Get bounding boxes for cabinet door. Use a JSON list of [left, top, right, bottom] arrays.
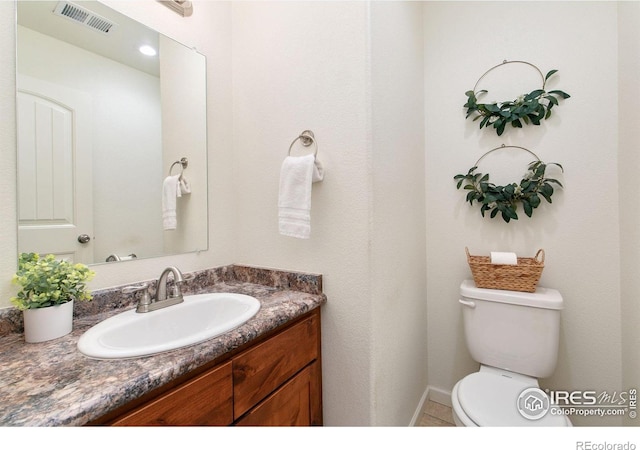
[[235, 365, 312, 426], [112, 361, 233, 426], [233, 314, 319, 419]]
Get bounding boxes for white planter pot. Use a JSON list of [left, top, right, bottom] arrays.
[[23, 300, 74, 343]]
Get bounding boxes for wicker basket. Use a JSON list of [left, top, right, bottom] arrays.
[[465, 247, 545, 293]]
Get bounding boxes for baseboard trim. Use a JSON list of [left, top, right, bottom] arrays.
[[427, 385, 452, 407], [409, 385, 452, 426], [409, 387, 430, 426]]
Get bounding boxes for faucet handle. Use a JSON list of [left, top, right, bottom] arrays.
[[182, 272, 195, 282], [122, 283, 149, 295], [122, 284, 153, 312]]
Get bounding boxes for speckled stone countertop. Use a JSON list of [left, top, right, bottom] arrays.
[[0, 265, 326, 426]]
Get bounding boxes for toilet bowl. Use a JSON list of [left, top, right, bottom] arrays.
[[451, 365, 572, 426], [453, 280, 572, 427]]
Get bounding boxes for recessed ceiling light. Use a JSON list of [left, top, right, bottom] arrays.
[[139, 45, 157, 56]]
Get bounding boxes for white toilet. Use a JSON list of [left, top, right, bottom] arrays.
[[451, 280, 572, 426]]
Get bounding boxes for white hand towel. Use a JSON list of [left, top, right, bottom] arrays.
[[278, 154, 324, 239], [162, 175, 181, 230]]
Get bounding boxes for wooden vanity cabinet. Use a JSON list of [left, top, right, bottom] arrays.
[[111, 361, 233, 426], [235, 365, 314, 426], [96, 309, 322, 426], [233, 308, 322, 425]]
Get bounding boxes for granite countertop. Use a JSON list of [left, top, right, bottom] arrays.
[[0, 265, 326, 426]]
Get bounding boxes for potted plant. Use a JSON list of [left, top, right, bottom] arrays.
[[11, 253, 95, 343]]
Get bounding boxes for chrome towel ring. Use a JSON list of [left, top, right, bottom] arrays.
[[288, 130, 318, 158], [169, 157, 188, 178]]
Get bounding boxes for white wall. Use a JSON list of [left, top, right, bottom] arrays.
[[618, 1, 640, 427], [370, 2, 427, 425], [424, 2, 624, 426], [231, 1, 427, 426], [231, 1, 373, 426]]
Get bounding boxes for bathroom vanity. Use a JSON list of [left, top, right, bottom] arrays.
[[0, 265, 325, 426], [92, 309, 322, 426]]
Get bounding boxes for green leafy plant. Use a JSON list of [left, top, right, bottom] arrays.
[[454, 160, 563, 223], [11, 253, 95, 310], [464, 70, 570, 136]]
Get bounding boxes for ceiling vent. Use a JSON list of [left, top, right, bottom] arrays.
[[53, 1, 117, 35]]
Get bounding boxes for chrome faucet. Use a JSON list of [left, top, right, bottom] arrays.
[[122, 266, 185, 313]]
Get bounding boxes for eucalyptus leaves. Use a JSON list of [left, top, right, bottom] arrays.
[[454, 160, 563, 223], [11, 253, 95, 310], [464, 70, 570, 136]]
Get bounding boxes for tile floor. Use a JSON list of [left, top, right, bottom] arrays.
[[417, 400, 455, 426]]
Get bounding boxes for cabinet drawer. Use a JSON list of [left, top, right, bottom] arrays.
[[112, 361, 233, 426], [233, 313, 319, 419], [236, 365, 312, 426]]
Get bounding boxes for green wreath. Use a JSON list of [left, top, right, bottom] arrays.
[[454, 152, 563, 223], [464, 62, 570, 136]]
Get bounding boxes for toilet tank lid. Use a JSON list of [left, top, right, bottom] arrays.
[[460, 280, 563, 310]]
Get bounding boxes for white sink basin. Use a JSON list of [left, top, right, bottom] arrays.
[[77, 293, 260, 359]]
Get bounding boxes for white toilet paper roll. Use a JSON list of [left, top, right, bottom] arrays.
[[490, 251, 518, 265]]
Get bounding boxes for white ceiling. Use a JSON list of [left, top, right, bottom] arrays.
[[17, 1, 160, 77]]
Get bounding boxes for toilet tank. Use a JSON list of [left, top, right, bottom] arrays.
[[459, 280, 563, 378]]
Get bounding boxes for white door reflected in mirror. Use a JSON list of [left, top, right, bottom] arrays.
[[16, 1, 208, 265]]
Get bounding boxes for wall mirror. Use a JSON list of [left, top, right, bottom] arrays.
[[16, 1, 208, 265]]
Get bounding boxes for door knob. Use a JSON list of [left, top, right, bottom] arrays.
[[77, 234, 91, 244]]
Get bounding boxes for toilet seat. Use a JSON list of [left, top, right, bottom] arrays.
[[454, 371, 570, 426]]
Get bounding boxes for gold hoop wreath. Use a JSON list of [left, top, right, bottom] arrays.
[[464, 60, 570, 136], [454, 145, 564, 223]]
